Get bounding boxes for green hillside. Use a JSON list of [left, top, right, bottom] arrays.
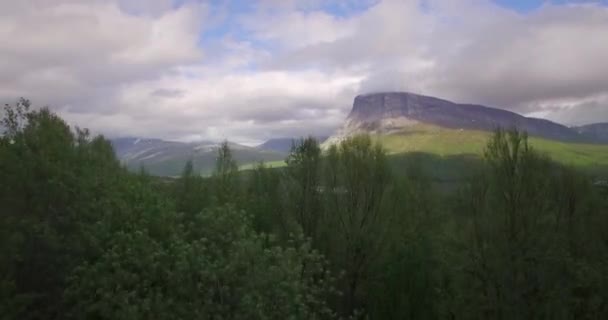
[[238, 160, 287, 171], [237, 126, 608, 180], [376, 124, 608, 175]]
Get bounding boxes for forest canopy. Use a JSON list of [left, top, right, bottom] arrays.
[[1, 99, 608, 319]]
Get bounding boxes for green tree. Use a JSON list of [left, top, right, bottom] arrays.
[[0, 99, 125, 318], [174, 159, 208, 217], [284, 137, 323, 240], [212, 140, 239, 205], [369, 163, 440, 320], [322, 135, 393, 316], [245, 162, 283, 235], [451, 129, 608, 319], [65, 206, 335, 320]]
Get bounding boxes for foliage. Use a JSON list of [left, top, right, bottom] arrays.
[[0, 99, 125, 318], [321, 135, 394, 316], [65, 206, 334, 320], [2, 99, 608, 319], [244, 162, 283, 235], [284, 137, 323, 240], [174, 159, 208, 217], [212, 140, 240, 205], [380, 123, 608, 174], [445, 129, 608, 319]]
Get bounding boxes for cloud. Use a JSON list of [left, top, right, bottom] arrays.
[[150, 88, 185, 98], [525, 93, 608, 126], [429, 2, 608, 116], [70, 69, 361, 142], [0, 0, 204, 109], [1, 0, 607, 143], [253, 0, 608, 125], [259, 0, 432, 72]]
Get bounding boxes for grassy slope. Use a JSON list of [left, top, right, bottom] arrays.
[[239, 125, 608, 178], [239, 160, 287, 171], [376, 124, 608, 176]]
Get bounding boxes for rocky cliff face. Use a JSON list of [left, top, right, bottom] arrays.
[[328, 92, 591, 144]]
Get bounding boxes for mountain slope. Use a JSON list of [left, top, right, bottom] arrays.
[[377, 124, 608, 172], [257, 136, 328, 153], [574, 123, 608, 144], [324, 92, 608, 176], [327, 92, 600, 145], [111, 138, 286, 176]]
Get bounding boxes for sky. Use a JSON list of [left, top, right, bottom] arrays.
[[1, 0, 607, 144]]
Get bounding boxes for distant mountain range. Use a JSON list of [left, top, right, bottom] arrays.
[[112, 92, 607, 177], [110, 138, 286, 177], [574, 123, 608, 144], [326, 92, 608, 145]]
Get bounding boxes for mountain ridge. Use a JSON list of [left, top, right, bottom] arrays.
[[257, 136, 329, 153], [574, 123, 608, 144], [110, 138, 286, 176], [326, 91, 606, 145]]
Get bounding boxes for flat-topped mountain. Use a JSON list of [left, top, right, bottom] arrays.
[[328, 92, 604, 144]]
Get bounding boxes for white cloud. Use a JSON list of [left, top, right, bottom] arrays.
[[429, 2, 608, 113], [243, 8, 356, 49], [0, 0, 204, 108], [1, 0, 607, 143], [256, 0, 608, 125], [69, 69, 362, 141]]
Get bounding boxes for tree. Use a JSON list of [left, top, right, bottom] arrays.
[[322, 135, 393, 316], [4, 97, 608, 319], [245, 162, 283, 235], [452, 128, 608, 319], [284, 137, 323, 240], [212, 141, 239, 205], [368, 163, 440, 320], [65, 206, 335, 320], [174, 159, 208, 217], [0, 99, 125, 319]]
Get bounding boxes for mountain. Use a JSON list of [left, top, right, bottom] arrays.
[[574, 123, 608, 144], [111, 92, 607, 177], [110, 137, 286, 177], [326, 91, 607, 145], [378, 123, 608, 175], [323, 92, 608, 176], [257, 136, 329, 153]]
